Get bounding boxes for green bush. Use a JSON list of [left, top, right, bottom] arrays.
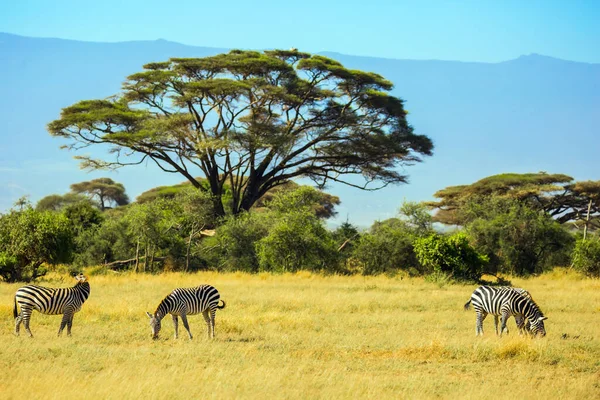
[[464, 197, 573, 275], [571, 238, 600, 277], [256, 210, 339, 273], [351, 219, 420, 275], [414, 232, 488, 282], [0, 205, 74, 281], [199, 212, 271, 272]]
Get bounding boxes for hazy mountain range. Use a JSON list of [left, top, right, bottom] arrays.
[[1, 32, 598, 227]]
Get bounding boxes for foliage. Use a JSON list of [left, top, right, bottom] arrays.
[[0, 205, 74, 282], [70, 178, 130, 210], [463, 197, 573, 275], [198, 212, 271, 272], [36, 193, 90, 211], [256, 210, 339, 273], [414, 232, 488, 281], [427, 172, 600, 227], [571, 237, 600, 277], [351, 218, 420, 275], [72, 214, 133, 267], [254, 181, 340, 219], [48, 50, 433, 217], [398, 200, 434, 236], [63, 201, 104, 232]]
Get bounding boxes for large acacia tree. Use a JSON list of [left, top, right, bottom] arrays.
[[48, 50, 433, 217]]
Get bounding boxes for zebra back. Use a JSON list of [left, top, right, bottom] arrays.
[[15, 275, 90, 315], [154, 285, 222, 319]]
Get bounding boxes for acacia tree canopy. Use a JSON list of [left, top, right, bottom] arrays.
[[70, 178, 129, 210], [48, 49, 433, 217], [427, 172, 600, 227]]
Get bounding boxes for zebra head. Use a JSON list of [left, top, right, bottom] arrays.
[[528, 316, 548, 337], [75, 273, 87, 284], [145, 312, 162, 340]]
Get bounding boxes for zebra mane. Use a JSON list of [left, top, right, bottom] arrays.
[[519, 293, 544, 317], [154, 295, 171, 318]]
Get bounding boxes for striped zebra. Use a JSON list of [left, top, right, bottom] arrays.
[[464, 286, 547, 337], [146, 285, 226, 340], [14, 274, 91, 337]]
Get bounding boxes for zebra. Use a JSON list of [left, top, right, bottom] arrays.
[[146, 285, 226, 340], [14, 273, 91, 337], [464, 286, 547, 337]]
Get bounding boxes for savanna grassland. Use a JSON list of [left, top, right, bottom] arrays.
[[0, 270, 599, 399]]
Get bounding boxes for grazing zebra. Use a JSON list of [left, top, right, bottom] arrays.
[[146, 285, 226, 340], [14, 274, 91, 337], [464, 286, 547, 337]]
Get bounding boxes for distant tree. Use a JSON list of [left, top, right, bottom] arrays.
[[70, 178, 129, 210], [36, 193, 90, 211], [427, 172, 600, 227], [48, 49, 433, 218], [398, 201, 433, 236]]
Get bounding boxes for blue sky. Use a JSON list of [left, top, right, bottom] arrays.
[[2, 0, 599, 63], [1, 1, 599, 227]]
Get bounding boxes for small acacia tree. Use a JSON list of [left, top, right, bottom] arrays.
[[48, 49, 433, 217], [70, 178, 129, 210]]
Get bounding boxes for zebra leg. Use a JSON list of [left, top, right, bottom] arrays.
[[58, 314, 70, 336], [499, 313, 509, 337], [172, 315, 179, 339], [23, 313, 34, 338], [494, 315, 499, 335], [202, 310, 211, 339], [476, 312, 487, 336], [66, 316, 74, 336], [210, 308, 217, 339], [181, 314, 193, 340], [14, 310, 26, 337]]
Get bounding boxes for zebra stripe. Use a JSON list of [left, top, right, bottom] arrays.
[[14, 274, 91, 337], [464, 286, 547, 337], [146, 285, 226, 340]]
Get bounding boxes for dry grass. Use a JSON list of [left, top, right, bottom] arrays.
[[0, 269, 599, 399]]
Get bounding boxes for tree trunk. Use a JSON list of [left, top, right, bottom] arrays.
[[211, 194, 226, 217], [149, 245, 155, 270], [143, 244, 148, 272], [186, 226, 195, 272], [134, 239, 140, 273], [583, 199, 593, 241]]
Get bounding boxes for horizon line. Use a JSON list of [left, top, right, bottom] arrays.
[[2, 31, 597, 66]]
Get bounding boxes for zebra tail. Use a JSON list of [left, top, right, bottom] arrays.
[[13, 296, 18, 319], [217, 300, 226, 309], [464, 299, 471, 311]]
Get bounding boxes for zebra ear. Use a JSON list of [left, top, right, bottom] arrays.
[[539, 316, 548, 321], [146, 312, 153, 319]]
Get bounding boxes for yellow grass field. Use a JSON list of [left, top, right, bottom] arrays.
[[0, 269, 599, 399]]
